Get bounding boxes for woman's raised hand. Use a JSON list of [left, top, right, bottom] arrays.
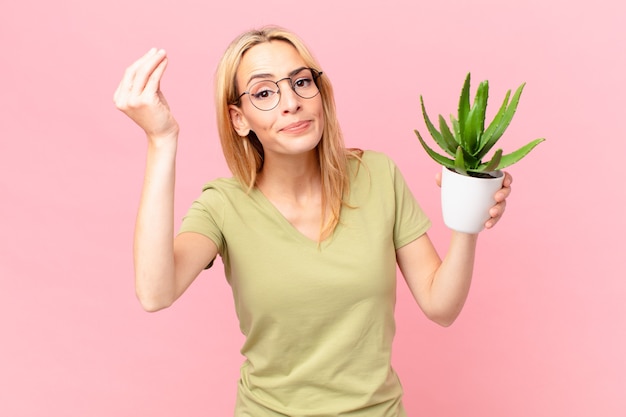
[[114, 48, 179, 141]]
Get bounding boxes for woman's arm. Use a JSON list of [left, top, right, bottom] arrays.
[[396, 173, 512, 326], [396, 232, 476, 327], [114, 49, 216, 312]]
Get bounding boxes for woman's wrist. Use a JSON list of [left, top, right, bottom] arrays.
[[450, 230, 479, 244], [146, 130, 179, 153]]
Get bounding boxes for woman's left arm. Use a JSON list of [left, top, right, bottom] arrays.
[[396, 172, 512, 327]]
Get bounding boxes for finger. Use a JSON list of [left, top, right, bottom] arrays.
[[122, 48, 158, 89], [130, 49, 167, 96], [502, 171, 513, 187], [144, 55, 168, 94], [489, 200, 506, 218], [494, 173, 513, 202], [495, 185, 512, 202], [485, 201, 507, 229], [435, 172, 442, 187], [114, 48, 158, 104]]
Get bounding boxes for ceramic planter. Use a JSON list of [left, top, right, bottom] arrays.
[[440, 166, 504, 234]]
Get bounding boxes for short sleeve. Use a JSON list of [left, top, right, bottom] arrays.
[[390, 159, 431, 249], [178, 184, 226, 255]]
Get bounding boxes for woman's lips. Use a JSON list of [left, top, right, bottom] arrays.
[[280, 120, 311, 133]]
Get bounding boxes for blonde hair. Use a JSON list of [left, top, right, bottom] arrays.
[[214, 26, 360, 240]]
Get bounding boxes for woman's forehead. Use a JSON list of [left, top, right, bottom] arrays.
[[237, 41, 306, 85]]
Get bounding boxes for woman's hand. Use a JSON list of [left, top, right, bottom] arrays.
[[485, 171, 512, 229], [434, 170, 513, 230], [113, 48, 179, 141]]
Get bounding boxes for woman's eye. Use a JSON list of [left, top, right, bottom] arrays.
[[252, 89, 274, 100], [294, 78, 312, 88]]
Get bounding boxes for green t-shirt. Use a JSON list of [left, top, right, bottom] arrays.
[[179, 151, 431, 416]]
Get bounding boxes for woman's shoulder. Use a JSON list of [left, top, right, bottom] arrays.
[[200, 176, 243, 193], [349, 149, 399, 173], [190, 177, 250, 208], [361, 150, 394, 163]]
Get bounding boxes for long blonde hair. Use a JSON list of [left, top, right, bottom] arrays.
[[214, 26, 360, 240]]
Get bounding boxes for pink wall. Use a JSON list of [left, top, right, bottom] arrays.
[[1, 0, 624, 416]]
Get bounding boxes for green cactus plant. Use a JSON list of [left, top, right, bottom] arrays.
[[414, 73, 545, 177]]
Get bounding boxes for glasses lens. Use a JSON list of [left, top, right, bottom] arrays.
[[249, 81, 280, 110], [292, 69, 320, 99]]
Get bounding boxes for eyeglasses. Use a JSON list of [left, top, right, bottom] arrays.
[[235, 67, 323, 111]]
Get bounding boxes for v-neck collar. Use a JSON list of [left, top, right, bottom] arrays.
[[250, 186, 339, 248]]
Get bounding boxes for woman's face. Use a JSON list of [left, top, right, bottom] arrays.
[[229, 41, 324, 162]]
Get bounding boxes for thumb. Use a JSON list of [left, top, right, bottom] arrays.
[[435, 171, 442, 187]]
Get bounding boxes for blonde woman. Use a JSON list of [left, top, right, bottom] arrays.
[[114, 26, 512, 417]]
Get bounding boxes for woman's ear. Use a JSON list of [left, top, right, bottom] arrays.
[[228, 105, 251, 137]]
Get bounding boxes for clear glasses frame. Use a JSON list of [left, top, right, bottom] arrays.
[[234, 68, 323, 111]]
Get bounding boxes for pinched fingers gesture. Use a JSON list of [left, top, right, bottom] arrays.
[[114, 48, 179, 140]]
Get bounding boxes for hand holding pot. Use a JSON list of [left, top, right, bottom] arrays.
[[435, 170, 513, 232]]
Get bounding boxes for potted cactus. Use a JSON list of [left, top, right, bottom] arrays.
[[414, 73, 544, 233]]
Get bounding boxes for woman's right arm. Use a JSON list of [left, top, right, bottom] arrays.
[[114, 48, 217, 312]]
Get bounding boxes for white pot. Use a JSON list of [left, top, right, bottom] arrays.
[[440, 166, 504, 234]]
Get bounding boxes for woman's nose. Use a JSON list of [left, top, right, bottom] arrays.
[[277, 80, 301, 113]]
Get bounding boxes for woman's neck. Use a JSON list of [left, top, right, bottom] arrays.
[[257, 150, 321, 202]]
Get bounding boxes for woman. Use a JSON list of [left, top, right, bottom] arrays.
[[114, 26, 511, 417]]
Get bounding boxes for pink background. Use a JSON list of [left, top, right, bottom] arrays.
[[2, 0, 625, 416]]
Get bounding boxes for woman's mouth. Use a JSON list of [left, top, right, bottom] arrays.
[[280, 120, 311, 134]]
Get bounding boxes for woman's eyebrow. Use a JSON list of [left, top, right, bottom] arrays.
[[288, 66, 308, 77], [246, 72, 273, 86], [245, 67, 308, 86]]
